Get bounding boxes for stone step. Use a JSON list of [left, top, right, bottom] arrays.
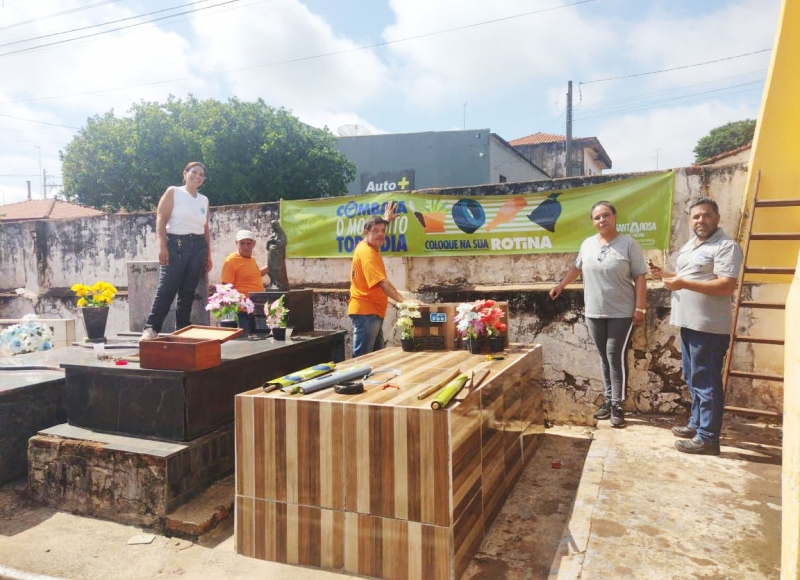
[[165, 475, 234, 540]]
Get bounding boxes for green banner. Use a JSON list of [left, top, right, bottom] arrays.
[[282, 172, 674, 258]]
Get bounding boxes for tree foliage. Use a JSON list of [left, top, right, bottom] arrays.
[[60, 96, 356, 211], [693, 119, 756, 163]]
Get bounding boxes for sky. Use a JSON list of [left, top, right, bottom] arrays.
[[0, 0, 782, 206]]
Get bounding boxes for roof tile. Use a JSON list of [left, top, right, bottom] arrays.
[[0, 199, 104, 222], [508, 132, 567, 146]]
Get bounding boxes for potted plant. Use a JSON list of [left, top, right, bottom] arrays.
[[394, 301, 421, 352], [70, 281, 118, 342], [206, 283, 255, 329], [264, 295, 290, 340], [0, 314, 55, 356], [454, 301, 486, 354], [479, 300, 507, 353]]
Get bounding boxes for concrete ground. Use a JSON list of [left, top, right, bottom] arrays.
[[0, 416, 781, 580]]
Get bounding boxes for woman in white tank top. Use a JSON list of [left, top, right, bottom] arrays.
[[141, 162, 211, 339]]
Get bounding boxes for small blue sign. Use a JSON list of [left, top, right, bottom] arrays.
[[429, 312, 447, 323]]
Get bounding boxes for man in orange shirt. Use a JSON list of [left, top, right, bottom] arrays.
[[221, 229, 267, 333], [348, 210, 407, 358]]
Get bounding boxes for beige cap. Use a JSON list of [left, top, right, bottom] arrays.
[[236, 229, 255, 241]]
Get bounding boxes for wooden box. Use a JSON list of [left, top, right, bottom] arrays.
[[235, 345, 544, 580], [139, 325, 243, 372], [413, 301, 510, 350]]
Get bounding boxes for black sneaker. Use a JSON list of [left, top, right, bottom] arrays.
[[610, 403, 625, 428], [593, 401, 611, 420]]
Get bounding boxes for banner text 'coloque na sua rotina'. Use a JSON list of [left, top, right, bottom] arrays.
[[281, 172, 674, 258]]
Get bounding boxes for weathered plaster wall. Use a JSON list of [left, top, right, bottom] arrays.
[[0, 164, 782, 422]]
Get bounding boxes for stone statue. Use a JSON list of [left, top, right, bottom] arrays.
[[266, 219, 289, 290]]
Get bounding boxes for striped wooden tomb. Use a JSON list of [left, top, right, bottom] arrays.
[[235, 344, 544, 580]]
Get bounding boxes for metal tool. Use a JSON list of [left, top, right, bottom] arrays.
[[363, 367, 401, 385]]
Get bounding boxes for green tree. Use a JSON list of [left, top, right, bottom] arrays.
[[60, 96, 356, 211], [693, 119, 756, 162]]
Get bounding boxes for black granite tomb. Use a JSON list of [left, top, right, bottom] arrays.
[[64, 330, 345, 441]]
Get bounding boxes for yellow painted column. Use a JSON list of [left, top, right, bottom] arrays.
[[740, 0, 800, 281]]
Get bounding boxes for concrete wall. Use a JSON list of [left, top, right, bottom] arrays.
[[0, 164, 783, 421], [513, 141, 566, 179], [584, 151, 605, 176], [513, 140, 607, 178], [488, 136, 549, 183]]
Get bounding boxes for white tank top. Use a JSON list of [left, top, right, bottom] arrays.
[[166, 185, 209, 235]]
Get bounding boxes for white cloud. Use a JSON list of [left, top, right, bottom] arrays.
[[190, 0, 390, 112], [384, 0, 617, 107], [597, 101, 758, 173]]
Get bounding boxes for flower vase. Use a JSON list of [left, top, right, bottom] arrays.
[[219, 312, 238, 328], [466, 337, 483, 354], [400, 337, 415, 352], [272, 327, 286, 340], [80, 307, 109, 343], [488, 335, 505, 353]]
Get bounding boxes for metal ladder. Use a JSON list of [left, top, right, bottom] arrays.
[[722, 170, 800, 416]]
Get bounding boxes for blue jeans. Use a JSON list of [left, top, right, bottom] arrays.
[[145, 234, 207, 333], [350, 314, 385, 358], [680, 327, 729, 444]]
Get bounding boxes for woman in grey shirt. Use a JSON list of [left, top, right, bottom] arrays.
[[550, 201, 648, 427]]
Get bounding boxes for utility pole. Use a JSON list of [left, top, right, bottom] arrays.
[[26, 180, 31, 201], [33, 145, 42, 197], [654, 148, 662, 170], [463, 102, 467, 130], [565, 81, 573, 178], [43, 169, 47, 198]]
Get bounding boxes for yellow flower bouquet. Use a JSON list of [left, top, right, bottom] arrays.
[[70, 281, 118, 307]]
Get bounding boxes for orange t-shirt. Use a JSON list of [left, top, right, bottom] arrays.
[[348, 240, 388, 317], [220, 252, 264, 297]]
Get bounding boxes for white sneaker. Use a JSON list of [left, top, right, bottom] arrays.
[[140, 328, 157, 341]]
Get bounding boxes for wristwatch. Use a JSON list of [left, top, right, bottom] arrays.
[[635, 308, 646, 314]]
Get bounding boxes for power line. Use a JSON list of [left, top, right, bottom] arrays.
[[0, 0, 597, 105], [580, 49, 771, 85], [0, 138, 70, 144], [0, 0, 124, 32], [575, 79, 764, 119], [577, 69, 766, 111], [574, 84, 761, 123], [0, 0, 219, 48], [0, 112, 79, 129], [0, 0, 244, 58]]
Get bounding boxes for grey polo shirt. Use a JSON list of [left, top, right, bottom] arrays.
[[670, 228, 743, 335], [576, 234, 648, 318]]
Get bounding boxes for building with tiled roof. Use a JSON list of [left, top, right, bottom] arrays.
[[0, 198, 104, 223], [694, 142, 752, 166], [509, 132, 612, 178]]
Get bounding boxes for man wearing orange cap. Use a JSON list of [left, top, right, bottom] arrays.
[[221, 229, 267, 333]]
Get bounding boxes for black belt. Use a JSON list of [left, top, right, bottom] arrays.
[[167, 233, 204, 238]]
